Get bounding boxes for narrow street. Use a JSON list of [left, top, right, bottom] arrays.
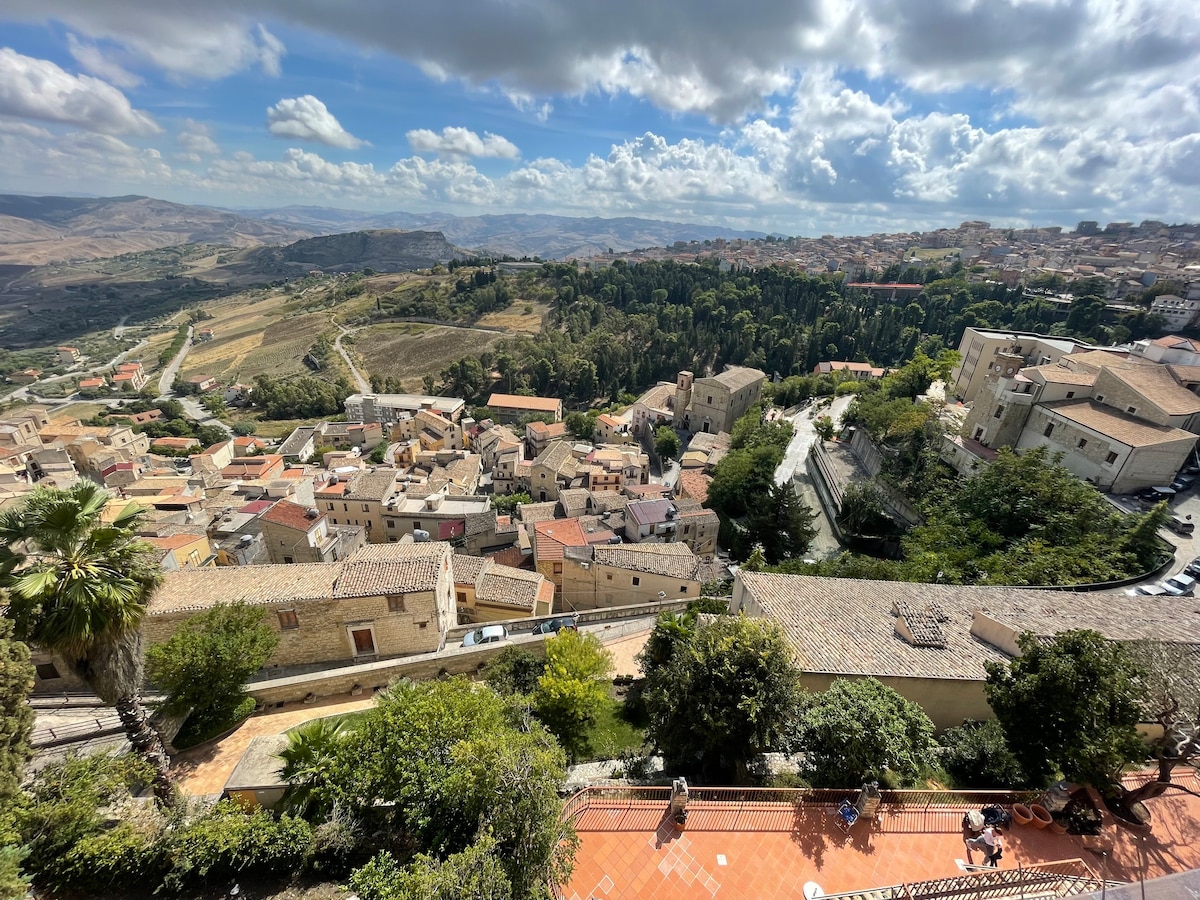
[[774, 393, 854, 486], [156, 325, 193, 396]]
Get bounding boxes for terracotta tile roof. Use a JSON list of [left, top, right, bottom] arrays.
[[1152, 334, 1200, 350], [533, 441, 576, 476], [1023, 365, 1096, 386], [261, 500, 321, 531], [738, 571, 1200, 681], [1167, 364, 1200, 383], [487, 393, 561, 413], [151, 564, 335, 615], [1099, 365, 1200, 416], [533, 518, 589, 560], [332, 542, 448, 597], [344, 469, 400, 501], [452, 554, 489, 583], [627, 498, 676, 526], [477, 564, 545, 609], [1061, 349, 1147, 372], [677, 470, 712, 503], [707, 365, 765, 391], [1042, 399, 1196, 448], [635, 382, 675, 413], [592, 543, 699, 579], [519, 501, 559, 523]]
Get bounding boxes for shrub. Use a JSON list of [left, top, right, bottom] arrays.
[[941, 719, 1027, 789], [483, 646, 546, 697], [60, 823, 166, 891], [161, 801, 314, 891]]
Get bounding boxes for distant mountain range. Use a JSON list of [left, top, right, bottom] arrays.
[[234, 206, 769, 259], [0, 194, 316, 265], [0, 193, 769, 266], [228, 230, 472, 276]]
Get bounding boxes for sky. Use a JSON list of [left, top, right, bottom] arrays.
[[0, 0, 1198, 236]]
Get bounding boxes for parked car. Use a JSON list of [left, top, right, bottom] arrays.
[[1184, 556, 1200, 577], [1166, 516, 1195, 536], [1138, 486, 1177, 503], [1128, 584, 1169, 597], [462, 625, 509, 647], [1161, 574, 1197, 596], [532, 615, 579, 635]]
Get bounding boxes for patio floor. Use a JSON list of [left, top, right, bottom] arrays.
[[561, 782, 1200, 900]]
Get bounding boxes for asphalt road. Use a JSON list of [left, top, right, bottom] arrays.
[[156, 325, 193, 396], [774, 393, 854, 486]]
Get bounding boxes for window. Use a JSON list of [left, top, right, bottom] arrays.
[[1077, 438, 1088, 449], [277, 610, 299, 630], [973, 427, 985, 440], [707, 395, 713, 403], [1043, 423, 1054, 437], [349, 626, 376, 656], [35, 662, 60, 680], [606, 573, 613, 581], [362, 503, 370, 512], [387, 595, 405, 612], [1126, 406, 1137, 415], [1105, 451, 1118, 464], [1096, 394, 1104, 402], [455, 591, 467, 603], [1066, 391, 1075, 399], [343, 503, 348, 511], [327, 502, 335, 511], [188, 549, 201, 566], [993, 405, 1004, 419], [387, 519, 395, 529], [680, 585, 688, 592], [283, 555, 294, 564], [413, 521, 421, 530], [632, 576, 641, 586]]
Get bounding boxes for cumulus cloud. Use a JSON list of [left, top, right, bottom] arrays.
[[407, 126, 519, 159], [266, 95, 366, 149], [0, 48, 159, 135]]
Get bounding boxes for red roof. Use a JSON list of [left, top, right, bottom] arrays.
[[533, 518, 588, 560], [261, 500, 321, 531]]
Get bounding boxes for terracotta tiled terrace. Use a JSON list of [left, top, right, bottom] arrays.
[[560, 776, 1200, 900]]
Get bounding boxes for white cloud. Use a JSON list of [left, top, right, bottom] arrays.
[[266, 95, 366, 149], [175, 118, 218, 162], [0, 48, 159, 135], [67, 34, 141, 88], [407, 126, 519, 159]]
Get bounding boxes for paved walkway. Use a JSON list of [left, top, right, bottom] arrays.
[[604, 629, 651, 680], [172, 693, 376, 796]]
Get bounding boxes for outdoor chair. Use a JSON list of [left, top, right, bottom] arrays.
[[835, 781, 881, 835]]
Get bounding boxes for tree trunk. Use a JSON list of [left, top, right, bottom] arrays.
[[114, 693, 175, 803]]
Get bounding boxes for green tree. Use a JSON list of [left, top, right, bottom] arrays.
[[277, 717, 351, 819], [985, 630, 1146, 789], [653, 426, 680, 461], [200, 394, 227, 417], [534, 630, 613, 761], [491, 492, 531, 516], [0, 484, 172, 799], [940, 719, 1026, 789], [813, 415, 835, 441], [837, 482, 896, 536], [231, 419, 257, 436], [744, 482, 817, 564], [146, 601, 278, 739], [483, 646, 547, 696], [798, 677, 937, 787], [708, 445, 781, 519], [0, 618, 33, 900], [565, 411, 597, 442], [350, 834, 512, 900], [643, 614, 803, 783]]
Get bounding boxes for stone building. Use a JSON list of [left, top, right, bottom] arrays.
[[631, 366, 766, 437], [559, 542, 701, 611], [451, 553, 554, 623], [260, 499, 366, 564]]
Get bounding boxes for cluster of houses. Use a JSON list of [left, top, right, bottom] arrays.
[[19, 363, 774, 694]]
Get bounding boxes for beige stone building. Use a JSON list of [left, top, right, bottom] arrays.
[[486, 393, 563, 424], [451, 553, 554, 623], [732, 570, 1200, 730], [958, 354, 1200, 492], [261, 499, 366, 564], [949, 327, 1097, 403], [631, 366, 766, 437], [528, 441, 578, 502], [316, 469, 401, 543], [559, 542, 701, 611]]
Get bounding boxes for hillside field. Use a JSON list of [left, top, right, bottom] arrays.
[[354, 322, 506, 390]]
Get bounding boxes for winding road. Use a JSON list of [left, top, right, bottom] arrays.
[[156, 325, 193, 396], [333, 320, 371, 394]]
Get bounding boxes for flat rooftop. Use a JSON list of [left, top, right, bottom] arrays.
[[561, 775, 1200, 900]]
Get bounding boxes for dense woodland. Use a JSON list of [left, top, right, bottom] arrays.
[[410, 260, 1173, 406]]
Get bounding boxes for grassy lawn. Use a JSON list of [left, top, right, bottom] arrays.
[[579, 696, 646, 763], [285, 708, 372, 735]]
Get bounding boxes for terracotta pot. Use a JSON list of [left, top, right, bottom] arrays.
[[1012, 804, 1034, 826], [1030, 804, 1053, 829], [1050, 820, 1069, 834]]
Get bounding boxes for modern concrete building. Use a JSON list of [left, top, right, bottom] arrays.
[[344, 392, 465, 425]]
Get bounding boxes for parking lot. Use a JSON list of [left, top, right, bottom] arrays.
[[1108, 484, 1200, 592]]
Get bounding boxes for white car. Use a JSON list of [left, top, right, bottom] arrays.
[[1160, 574, 1197, 596], [1127, 584, 1169, 597], [462, 624, 509, 647]]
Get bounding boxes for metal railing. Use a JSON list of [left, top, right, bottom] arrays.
[[819, 858, 1117, 900]]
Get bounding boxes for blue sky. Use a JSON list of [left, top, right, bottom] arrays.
[[0, 1, 1197, 234]]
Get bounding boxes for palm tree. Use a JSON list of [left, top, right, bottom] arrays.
[[276, 716, 349, 819], [0, 482, 172, 799]]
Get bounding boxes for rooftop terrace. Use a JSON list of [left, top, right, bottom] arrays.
[[558, 777, 1200, 900]]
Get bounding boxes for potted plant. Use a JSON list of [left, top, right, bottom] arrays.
[[674, 808, 689, 830]]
